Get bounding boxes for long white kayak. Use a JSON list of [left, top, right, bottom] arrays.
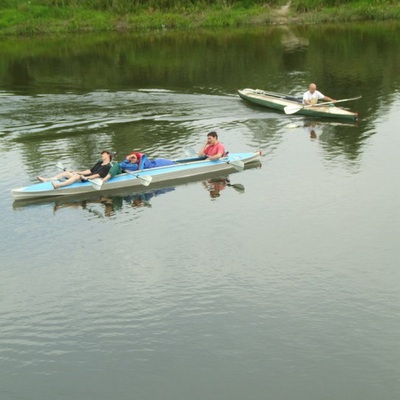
[[12, 152, 261, 201], [238, 88, 359, 121]]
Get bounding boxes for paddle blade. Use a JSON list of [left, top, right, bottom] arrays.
[[89, 178, 103, 190], [184, 146, 197, 157], [138, 175, 152, 186], [228, 183, 245, 192], [284, 105, 302, 115], [56, 161, 66, 171], [228, 160, 245, 172]]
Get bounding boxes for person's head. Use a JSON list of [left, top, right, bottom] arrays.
[[309, 83, 317, 93], [206, 131, 218, 145], [101, 150, 112, 161], [127, 152, 139, 163]]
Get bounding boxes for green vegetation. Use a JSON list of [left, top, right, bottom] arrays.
[[0, 0, 399, 36], [291, 0, 400, 22]]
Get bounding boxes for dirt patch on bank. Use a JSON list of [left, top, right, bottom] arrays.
[[251, 1, 300, 26], [271, 1, 294, 25]]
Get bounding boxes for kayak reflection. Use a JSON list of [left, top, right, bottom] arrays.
[[51, 177, 245, 215], [52, 187, 176, 217]]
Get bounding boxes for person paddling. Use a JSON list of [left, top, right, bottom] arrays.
[[303, 83, 336, 105]]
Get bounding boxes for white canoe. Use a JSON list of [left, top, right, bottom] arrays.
[[238, 88, 359, 121]]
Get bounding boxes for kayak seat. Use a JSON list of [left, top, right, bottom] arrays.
[[285, 96, 302, 103]]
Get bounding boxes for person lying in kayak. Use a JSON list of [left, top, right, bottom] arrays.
[[119, 152, 176, 172], [100, 152, 174, 184], [37, 150, 112, 189], [198, 131, 225, 160]]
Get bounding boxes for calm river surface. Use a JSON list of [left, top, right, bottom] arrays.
[[1, 22, 399, 400]]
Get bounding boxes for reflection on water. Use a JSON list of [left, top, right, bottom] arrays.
[[51, 178, 247, 215], [203, 177, 245, 199], [0, 87, 389, 183], [0, 22, 399, 173], [1, 24, 400, 400], [52, 187, 176, 217]]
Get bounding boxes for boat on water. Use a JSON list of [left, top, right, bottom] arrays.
[[238, 88, 359, 121], [11, 152, 261, 201]]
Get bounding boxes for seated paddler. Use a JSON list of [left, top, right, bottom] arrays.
[[198, 131, 226, 160], [120, 152, 176, 172]]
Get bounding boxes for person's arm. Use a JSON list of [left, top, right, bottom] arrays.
[[82, 164, 110, 180], [303, 92, 311, 105], [198, 141, 208, 156], [74, 168, 94, 181], [207, 153, 223, 160], [317, 91, 335, 104], [77, 168, 91, 175], [322, 95, 336, 102], [102, 173, 112, 184], [120, 159, 138, 172], [78, 161, 100, 176], [80, 171, 101, 181]]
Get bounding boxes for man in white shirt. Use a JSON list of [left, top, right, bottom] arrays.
[[303, 83, 336, 105]]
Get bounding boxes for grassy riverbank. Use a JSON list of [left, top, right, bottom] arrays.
[[0, 0, 399, 36]]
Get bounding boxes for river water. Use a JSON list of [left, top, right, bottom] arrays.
[[0, 22, 399, 400]]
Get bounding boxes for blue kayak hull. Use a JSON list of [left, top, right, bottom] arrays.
[[11, 152, 261, 200]]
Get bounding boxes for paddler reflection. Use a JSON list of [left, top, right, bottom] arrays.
[[304, 121, 319, 140], [53, 196, 123, 217], [124, 187, 175, 208], [203, 177, 245, 199]]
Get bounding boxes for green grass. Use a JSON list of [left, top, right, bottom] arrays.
[[0, 0, 399, 36], [292, 1, 400, 23]]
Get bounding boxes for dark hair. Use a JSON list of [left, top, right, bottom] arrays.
[[207, 131, 218, 139], [101, 150, 113, 161]]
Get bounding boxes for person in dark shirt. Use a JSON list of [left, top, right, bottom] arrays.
[[37, 150, 112, 189]]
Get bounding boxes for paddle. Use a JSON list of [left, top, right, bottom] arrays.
[[208, 178, 245, 194], [84, 169, 152, 188], [227, 182, 245, 192], [88, 178, 104, 190], [79, 170, 152, 189], [184, 146, 198, 157], [284, 96, 362, 115], [184, 146, 245, 172], [227, 159, 245, 172], [56, 161, 68, 171], [124, 170, 153, 186]]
